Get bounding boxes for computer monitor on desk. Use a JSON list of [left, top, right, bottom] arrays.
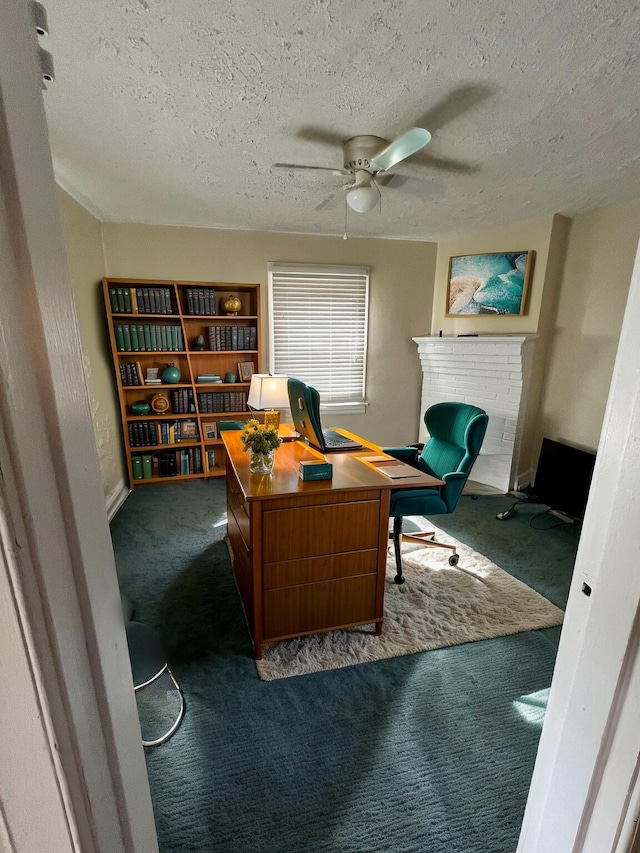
[[287, 377, 362, 452]]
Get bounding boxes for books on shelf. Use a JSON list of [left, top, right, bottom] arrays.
[[119, 361, 143, 386], [208, 325, 256, 351], [105, 277, 261, 489], [169, 389, 196, 413], [114, 323, 184, 352], [185, 287, 216, 315], [109, 286, 174, 314], [127, 418, 200, 447], [196, 391, 247, 413]]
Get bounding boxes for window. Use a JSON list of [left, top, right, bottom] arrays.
[[268, 263, 369, 413]]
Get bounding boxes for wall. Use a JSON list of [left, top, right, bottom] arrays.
[[57, 189, 127, 510], [538, 198, 640, 451], [429, 214, 569, 481], [430, 214, 560, 337], [101, 224, 437, 446]]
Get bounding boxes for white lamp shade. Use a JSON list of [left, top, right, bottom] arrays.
[[346, 184, 378, 213], [247, 374, 290, 410]]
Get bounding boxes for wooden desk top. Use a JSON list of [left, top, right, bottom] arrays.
[[222, 428, 443, 502]]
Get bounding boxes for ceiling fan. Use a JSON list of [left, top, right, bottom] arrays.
[[275, 129, 433, 214], [273, 86, 492, 214]]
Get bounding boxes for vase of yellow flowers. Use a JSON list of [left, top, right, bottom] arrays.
[[240, 418, 282, 474]]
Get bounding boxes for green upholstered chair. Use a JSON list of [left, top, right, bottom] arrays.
[[383, 402, 488, 584]]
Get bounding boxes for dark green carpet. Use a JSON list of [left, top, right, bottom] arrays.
[[111, 482, 580, 853]]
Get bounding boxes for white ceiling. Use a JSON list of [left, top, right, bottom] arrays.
[[42, 0, 640, 241]]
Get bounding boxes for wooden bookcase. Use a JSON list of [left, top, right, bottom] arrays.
[[103, 278, 261, 488]]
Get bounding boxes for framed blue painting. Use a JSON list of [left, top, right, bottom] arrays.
[[446, 251, 534, 316]]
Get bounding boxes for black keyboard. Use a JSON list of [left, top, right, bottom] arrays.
[[322, 429, 363, 450]]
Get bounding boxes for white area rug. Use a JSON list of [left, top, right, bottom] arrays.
[[255, 524, 564, 681]]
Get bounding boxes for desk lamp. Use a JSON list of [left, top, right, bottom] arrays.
[[247, 374, 290, 430]]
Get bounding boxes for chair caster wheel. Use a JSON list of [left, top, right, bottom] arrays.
[[394, 575, 405, 585], [449, 554, 459, 566]]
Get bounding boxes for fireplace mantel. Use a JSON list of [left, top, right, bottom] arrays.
[[414, 335, 538, 491]]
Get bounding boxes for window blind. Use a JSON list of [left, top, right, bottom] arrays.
[[268, 263, 369, 407]]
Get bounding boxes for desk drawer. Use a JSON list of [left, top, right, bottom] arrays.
[[228, 489, 250, 552], [264, 574, 377, 639], [264, 550, 378, 589], [263, 500, 380, 563]]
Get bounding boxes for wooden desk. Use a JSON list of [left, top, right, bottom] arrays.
[[222, 429, 442, 659]]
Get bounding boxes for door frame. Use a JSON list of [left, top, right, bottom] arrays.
[[0, 2, 157, 850], [518, 239, 640, 851]]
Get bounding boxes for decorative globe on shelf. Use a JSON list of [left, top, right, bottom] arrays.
[[162, 363, 181, 384], [222, 294, 242, 315]]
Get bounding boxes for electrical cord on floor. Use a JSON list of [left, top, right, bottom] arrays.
[[496, 501, 521, 520], [528, 508, 573, 530]]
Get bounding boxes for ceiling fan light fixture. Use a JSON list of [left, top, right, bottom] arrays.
[[346, 184, 379, 213]]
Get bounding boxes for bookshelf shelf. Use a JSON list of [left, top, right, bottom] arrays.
[[103, 278, 261, 488]]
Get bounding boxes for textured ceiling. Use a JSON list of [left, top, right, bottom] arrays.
[[42, 0, 640, 241]]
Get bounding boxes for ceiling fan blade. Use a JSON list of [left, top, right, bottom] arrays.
[[383, 176, 446, 200], [409, 152, 479, 174], [376, 173, 410, 188], [371, 128, 431, 172], [314, 189, 348, 212], [295, 126, 346, 147], [413, 83, 495, 134], [274, 162, 341, 173]]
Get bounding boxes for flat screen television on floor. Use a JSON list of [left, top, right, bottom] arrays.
[[533, 438, 597, 521]]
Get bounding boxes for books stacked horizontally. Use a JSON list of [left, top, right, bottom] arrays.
[[196, 374, 222, 383]]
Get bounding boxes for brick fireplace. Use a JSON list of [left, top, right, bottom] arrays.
[[414, 335, 538, 492]]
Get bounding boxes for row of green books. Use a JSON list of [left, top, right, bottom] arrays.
[[109, 286, 174, 315], [132, 447, 204, 479], [115, 323, 185, 352]]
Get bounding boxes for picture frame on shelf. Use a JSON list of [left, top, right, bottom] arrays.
[[237, 361, 255, 382], [446, 250, 534, 316], [179, 419, 199, 439], [203, 422, 217, 440]]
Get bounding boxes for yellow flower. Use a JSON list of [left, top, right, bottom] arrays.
[[240, 420, 282, 454]]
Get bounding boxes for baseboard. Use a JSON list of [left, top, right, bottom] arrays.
[[106, 479, 130, 522], [515, 469, 535, 491]]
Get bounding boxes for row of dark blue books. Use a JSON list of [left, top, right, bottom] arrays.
[[197, 391, 247, 413], [184, 288, 216, 315], [208, 325, 256, 351], [119, 361, 143, 386]]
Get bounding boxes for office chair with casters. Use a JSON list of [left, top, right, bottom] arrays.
[[383, 402, 488, 584]]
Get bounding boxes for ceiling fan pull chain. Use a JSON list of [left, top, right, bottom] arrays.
[[343, 199, 349, 240], [375, 179, 382, 215]]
